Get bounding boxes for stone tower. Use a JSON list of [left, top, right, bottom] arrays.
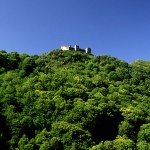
[[74, 45, 79, 51], [85, 47, 91, 54]]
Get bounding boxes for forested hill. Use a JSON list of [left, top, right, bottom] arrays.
[[0, 49, 150, 149]]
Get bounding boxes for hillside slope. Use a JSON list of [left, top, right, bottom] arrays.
[[0, 49, 150, 149]]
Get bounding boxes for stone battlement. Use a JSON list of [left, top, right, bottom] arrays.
[[61, 45, 91, 54]]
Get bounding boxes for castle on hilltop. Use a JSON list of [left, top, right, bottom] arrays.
[[60, 45, 91, 54]]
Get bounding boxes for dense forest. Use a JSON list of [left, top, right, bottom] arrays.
[[0, 49, 150, 149]]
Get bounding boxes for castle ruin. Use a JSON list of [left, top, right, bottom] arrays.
[[60, 45, 91, 54]]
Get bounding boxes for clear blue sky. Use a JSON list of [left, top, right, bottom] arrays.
[[0, 0, 150, 63]]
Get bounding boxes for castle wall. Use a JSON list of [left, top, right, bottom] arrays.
[[61, 46, 73, 50]]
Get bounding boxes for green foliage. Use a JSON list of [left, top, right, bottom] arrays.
[[0, 49, 150, 149]]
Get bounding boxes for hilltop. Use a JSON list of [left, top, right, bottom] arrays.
[[0, 49, 150, 149]]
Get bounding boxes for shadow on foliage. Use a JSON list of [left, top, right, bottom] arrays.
[[0, 114, 11, 149], [88, 111, 122, 144]]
